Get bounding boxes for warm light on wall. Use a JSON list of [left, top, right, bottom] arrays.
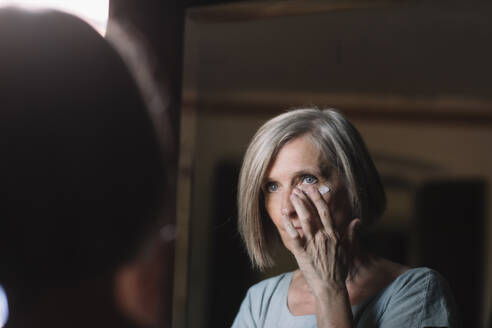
[[0, 285, 7, 328], [0, 0, 109, 35]]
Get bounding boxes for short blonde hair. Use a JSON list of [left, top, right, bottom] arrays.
[[238, 108, 386, 270]]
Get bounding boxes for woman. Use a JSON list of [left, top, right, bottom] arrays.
[[232, 108, 459, 327]]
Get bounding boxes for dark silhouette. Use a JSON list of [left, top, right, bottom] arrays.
[[0, 8, 165, 328]]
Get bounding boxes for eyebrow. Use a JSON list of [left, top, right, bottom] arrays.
[[293, 168, 322, 177]]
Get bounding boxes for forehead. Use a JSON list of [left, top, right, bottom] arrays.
[[266, 135, 321, 178]]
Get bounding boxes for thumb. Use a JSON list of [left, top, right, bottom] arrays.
[[347, 218, 361, 245]]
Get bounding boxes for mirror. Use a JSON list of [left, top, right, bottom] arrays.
[[175, 2, 492, 327]]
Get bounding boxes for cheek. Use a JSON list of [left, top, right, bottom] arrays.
[[328, 187, 353, 229], [263, 195, 272, 218], [264, 198, 277, 224], [263, 194, 284, 229]]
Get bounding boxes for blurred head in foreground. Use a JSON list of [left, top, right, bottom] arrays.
[[0, 8, 165, 327]]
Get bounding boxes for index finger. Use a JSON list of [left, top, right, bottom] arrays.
[[290, 190, 315, 240]]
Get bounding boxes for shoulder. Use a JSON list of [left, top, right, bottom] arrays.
[[244, 271, 292, 318], [391, 267, 444, 292], [247, 271, 292, 299], [388, 267, 453, 302], [232, 272, 293, 328], [379, 267, 460, 327]]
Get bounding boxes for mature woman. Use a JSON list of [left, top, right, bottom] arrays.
[[232, 108, 459, 328]]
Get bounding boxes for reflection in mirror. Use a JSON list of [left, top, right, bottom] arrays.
[[175, 2, 492, 328]]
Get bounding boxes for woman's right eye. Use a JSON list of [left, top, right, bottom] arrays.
[[265, 182, 279, 193]]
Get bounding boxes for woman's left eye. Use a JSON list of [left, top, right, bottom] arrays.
[[301, 175, 318, 185]]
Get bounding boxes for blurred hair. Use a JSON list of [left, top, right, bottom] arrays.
[[238, 108, 385, 270], [0, 9, 165, 288]]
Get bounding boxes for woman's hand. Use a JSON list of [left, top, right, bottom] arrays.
[[282, 184, 359, 327]]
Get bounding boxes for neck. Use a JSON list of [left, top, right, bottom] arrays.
[[345, 256, 409, 305], [5, 275, 136, 328]]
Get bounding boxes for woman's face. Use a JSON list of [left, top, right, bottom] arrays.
[[263, 135, 352, 252]]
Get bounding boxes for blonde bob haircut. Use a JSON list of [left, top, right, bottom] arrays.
[[238, 108, 386, 270]]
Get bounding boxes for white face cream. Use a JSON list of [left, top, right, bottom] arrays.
[[318, 185, 330, 195]]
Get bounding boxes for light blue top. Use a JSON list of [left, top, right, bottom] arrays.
[[232, 267, 459, 328]]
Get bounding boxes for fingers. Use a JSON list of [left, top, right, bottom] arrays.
[[281, 214, 303, 249], [290, 188, 315, 240], [303, 185, 337, 239]]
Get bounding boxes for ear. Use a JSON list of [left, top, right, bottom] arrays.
[[347, 218, 361, 244]]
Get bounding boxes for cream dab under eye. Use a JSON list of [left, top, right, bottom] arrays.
[[318, 185, 330, 195]]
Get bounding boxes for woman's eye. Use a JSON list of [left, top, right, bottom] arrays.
[[301, 175, 318, 185], [265, 182, 279, 193]]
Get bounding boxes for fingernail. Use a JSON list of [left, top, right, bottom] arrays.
[[283, 216, 298, 238], [287, 226, 297, 238]]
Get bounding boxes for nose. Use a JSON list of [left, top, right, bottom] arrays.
[[281, 188, 296, 218]]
